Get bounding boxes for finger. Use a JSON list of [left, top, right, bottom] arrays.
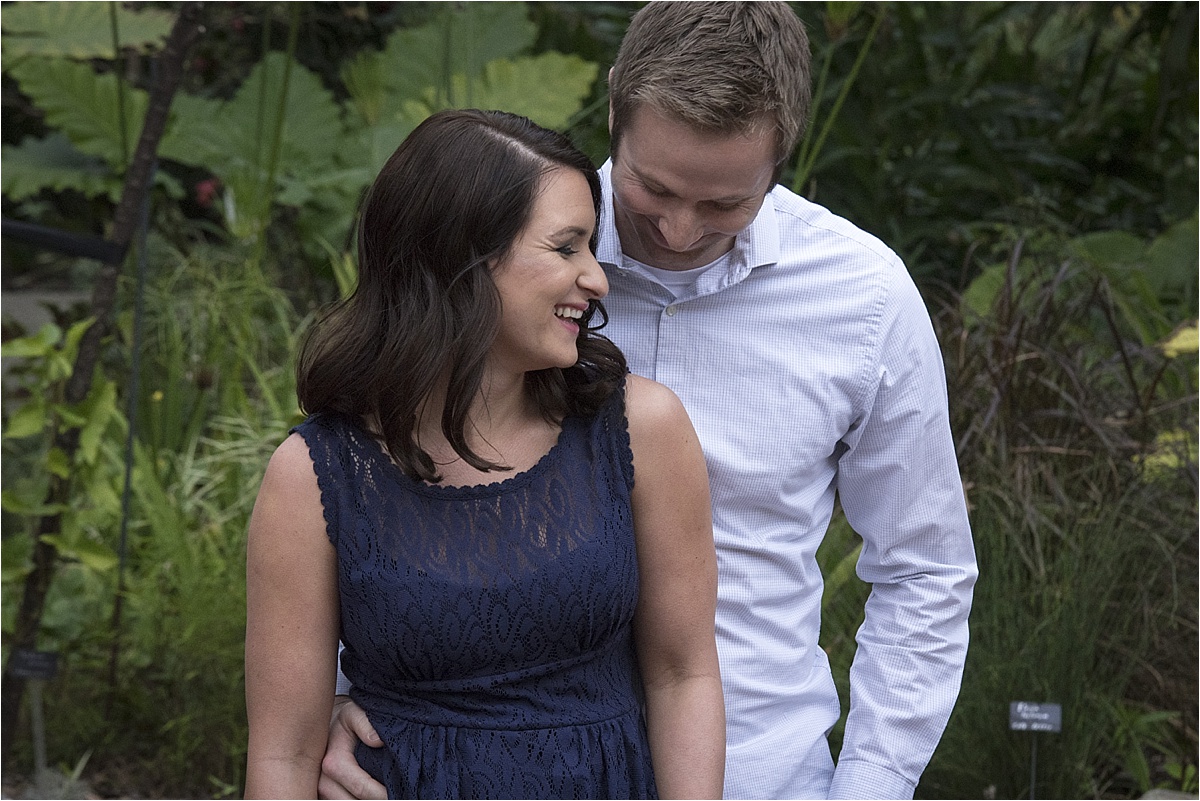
[[316, 767, 386, 801], [338, 702, 383, 747], [317, 774, 353, 800], [318, 760, 388, 800], [320, 699, 387, 798]]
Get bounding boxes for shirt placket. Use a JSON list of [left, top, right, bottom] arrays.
[[653, 298, 693, 393]]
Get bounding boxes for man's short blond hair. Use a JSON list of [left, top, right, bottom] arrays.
[[608, 1, 812, 178]]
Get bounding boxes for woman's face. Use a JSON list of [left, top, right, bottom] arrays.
[[488, 167, 608, 376]]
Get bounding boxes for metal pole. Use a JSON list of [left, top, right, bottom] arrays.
[[28, 680, 46, 779], [1029, 732, 1038, 800]]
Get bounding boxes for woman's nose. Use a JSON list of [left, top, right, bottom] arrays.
[[579, 251, 609, 299]]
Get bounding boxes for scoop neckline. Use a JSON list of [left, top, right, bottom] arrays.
[[357, 417, 574, 499]]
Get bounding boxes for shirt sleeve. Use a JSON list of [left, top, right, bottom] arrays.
[[335, 642, 352, 695], [829, 260, 978, 799]]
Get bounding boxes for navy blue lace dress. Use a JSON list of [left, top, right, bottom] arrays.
[[292, 386, 657, 799]]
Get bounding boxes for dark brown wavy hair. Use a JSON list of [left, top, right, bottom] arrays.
[[296, 109, 627, 482]]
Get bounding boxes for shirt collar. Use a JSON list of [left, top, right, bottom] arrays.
[[597, 159, 782, 285]]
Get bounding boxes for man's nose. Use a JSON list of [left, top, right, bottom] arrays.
[[657, 208, 703, 251]]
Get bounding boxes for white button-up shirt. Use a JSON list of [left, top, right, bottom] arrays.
[[597, 162, 978, 800]]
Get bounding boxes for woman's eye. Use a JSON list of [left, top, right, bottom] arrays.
[[556, 244, 579, 257]]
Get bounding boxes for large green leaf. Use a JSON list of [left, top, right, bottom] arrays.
[[161, 53, 344, 177], [40, 534, 119, 572], [0, 1, 173, 60], [341, 48, 389, 127], [6, 56, 148, 167], [343, 3, 537, 127], [159, 53, 346, 238], [0, 535, 33, 583], [432, 52, 600, 131], [1145, 213, 1199, 317], [384, 3, 535, 105], [215, 53, 345, 170], [0, 133, 118, 201], [343, 121, 421, 180], [1070, 230, 1147, 267], [156, 92, 223, 167], [0, 322, 63, 358], [960, 261, 1007, 321], [73, 377, 121, 467], [4, 398, 47, 440], [1070, 229, 1170, 344]]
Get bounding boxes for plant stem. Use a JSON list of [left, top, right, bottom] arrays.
[[0, 3, 206, 770], [792, 7, 885, 195]]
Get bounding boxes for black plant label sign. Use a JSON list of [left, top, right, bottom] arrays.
[[1009, 701, 1062, 733], [8, 649, 58, 681]]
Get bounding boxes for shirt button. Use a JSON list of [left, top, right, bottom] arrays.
[[665, 305, 678, 317]]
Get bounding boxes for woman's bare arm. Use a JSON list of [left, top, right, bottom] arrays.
[[625, 375, 725, 799], [245, 433, 341, 798]]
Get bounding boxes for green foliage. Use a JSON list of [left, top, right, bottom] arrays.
[[1, 320, 126, 580], [341, 2, 537, 127], [1144, 214, 1200, 321], [3, 1, 601, 273], [792, 3, 884, 193], [920, 473, 1189, 799], [6, 56, 148, 168], [0, 1, 173, 59], [909, 224, 1199, 797], [0, 133, 117, 201], [432, 52, 599, 131], [1, 4, 170, 206], [1107, 702, 1193, 795], [788, 2, 1199, 287], [160, 51, 347, 241], [2, 245, 303, 796], [2, 2, 1195, 797]]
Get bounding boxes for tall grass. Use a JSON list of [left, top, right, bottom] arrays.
[[924, 234, 1196, 798], [921, 465, 1191, 798], [819, 229, 1197, 799], [4, 243, 307, 797]]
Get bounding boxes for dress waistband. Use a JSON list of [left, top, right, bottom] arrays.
[[347, 631, 644, 731]]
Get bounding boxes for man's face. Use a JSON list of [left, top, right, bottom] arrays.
[[609, 106, 778, 271]]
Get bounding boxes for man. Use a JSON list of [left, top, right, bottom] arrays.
[[319, 3, 977, 798]]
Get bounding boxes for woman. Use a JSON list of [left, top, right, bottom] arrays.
[[244, 109, 723, 799]]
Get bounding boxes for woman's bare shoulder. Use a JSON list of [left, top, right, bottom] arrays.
[[624, 373, 688, 426], [623, 374, 699, 455]]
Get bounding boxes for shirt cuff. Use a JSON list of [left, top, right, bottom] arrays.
[[829, 759, 916, 800]]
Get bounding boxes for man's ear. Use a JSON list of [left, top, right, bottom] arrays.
[[607, 67, 615, 134]]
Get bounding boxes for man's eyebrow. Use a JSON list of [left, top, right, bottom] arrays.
[[632, 166, 752, 204]]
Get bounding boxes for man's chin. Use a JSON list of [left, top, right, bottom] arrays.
[[643, 241, 726, 271]]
